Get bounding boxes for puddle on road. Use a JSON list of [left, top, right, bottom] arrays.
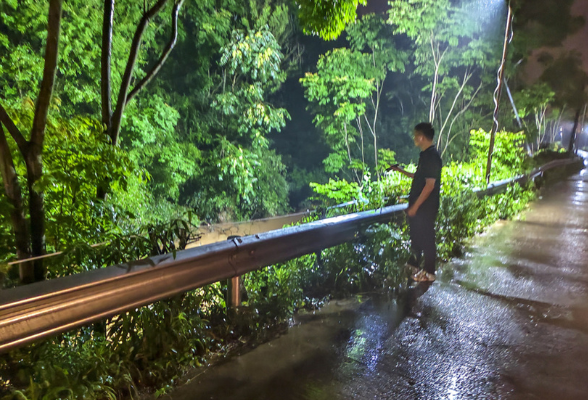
[[169, 285, 432, 400]]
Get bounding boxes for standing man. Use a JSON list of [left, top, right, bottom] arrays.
[[389, 123, 442, 282]]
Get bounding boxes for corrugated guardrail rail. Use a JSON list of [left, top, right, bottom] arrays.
[[0, 157, 584, 353]]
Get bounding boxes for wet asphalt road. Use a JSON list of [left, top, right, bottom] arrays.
[[169, 168, 588, 400]]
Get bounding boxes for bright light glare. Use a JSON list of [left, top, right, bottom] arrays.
[[463, 0, 508, 37]]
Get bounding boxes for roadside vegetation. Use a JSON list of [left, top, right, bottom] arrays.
[[0, 128, 561, 399]]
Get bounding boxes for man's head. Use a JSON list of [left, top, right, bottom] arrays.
[[413, 122, 435, 150]]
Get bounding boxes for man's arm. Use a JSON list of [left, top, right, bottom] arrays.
[[388, 165, 415, 179], [407, 178, 435, 216]]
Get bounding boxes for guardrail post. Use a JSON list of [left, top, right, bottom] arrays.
[[314, 207, 327, 267], [227, 276, 241, 308], [226, 235, 242, 309]]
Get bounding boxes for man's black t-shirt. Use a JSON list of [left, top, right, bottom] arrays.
[[409, 145, 442, 215]]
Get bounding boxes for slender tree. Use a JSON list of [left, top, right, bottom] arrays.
[[0, 0, 63, 283], [568, 108, 582, 154], [388, 0, 497, 158], [347, 14, 407, 178], [98, 0, 185, 199]]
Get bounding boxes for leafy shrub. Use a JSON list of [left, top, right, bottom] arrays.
[[469, 128, 527, 180]]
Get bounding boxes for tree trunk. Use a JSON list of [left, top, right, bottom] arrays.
[[25, 150, 46, 282], [0, 0, 63, 283], [98, 0, 115, 200], [485, 4, 513, 185], [22, 0, 64, 282], [0, 126, 30, 262], [568, 108, 581, 155]]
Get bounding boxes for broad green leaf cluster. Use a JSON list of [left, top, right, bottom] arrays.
[[295, 0, 367, 40]]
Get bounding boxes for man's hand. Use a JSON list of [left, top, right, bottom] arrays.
[[387, 164, 415, 179], [407, 205, 418, 217], [386, 164, 401, 173], [409, 178, 436, 217]]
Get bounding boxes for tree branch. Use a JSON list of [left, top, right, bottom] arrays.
[[356, 116, 365, 166], [437, 69, 471, 148], [126, 0, 185, 104], [0, 104, 28, 154], [441, 81, 483, 157], [110, 0, 169, 145], [101, 0, 115, 129], [31, 0, 63, 147]]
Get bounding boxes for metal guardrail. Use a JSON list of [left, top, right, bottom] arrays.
[[6, 212, 313, 267], [187, 211, 311, 248], [477, 158, 583, 197], [0, 204, 407, 352], [0, 157, 583, 353]]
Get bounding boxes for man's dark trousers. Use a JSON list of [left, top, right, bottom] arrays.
[[408, 209, 437, 274]]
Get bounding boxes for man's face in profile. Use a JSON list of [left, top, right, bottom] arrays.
[[413, 130, 423, 147]]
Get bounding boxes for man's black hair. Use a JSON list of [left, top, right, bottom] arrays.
[[414, 122, 435, 141]]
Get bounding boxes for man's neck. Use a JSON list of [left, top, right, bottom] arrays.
[[419, 142, 434, 151]]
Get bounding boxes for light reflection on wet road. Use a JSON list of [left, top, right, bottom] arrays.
[[169, 168, 588, 400]]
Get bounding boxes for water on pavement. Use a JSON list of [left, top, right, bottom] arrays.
[[168, 168, 588, 400]]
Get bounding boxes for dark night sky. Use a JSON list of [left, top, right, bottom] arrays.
[[525, 0, 588, 81], [562, 0, 588, 69]]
